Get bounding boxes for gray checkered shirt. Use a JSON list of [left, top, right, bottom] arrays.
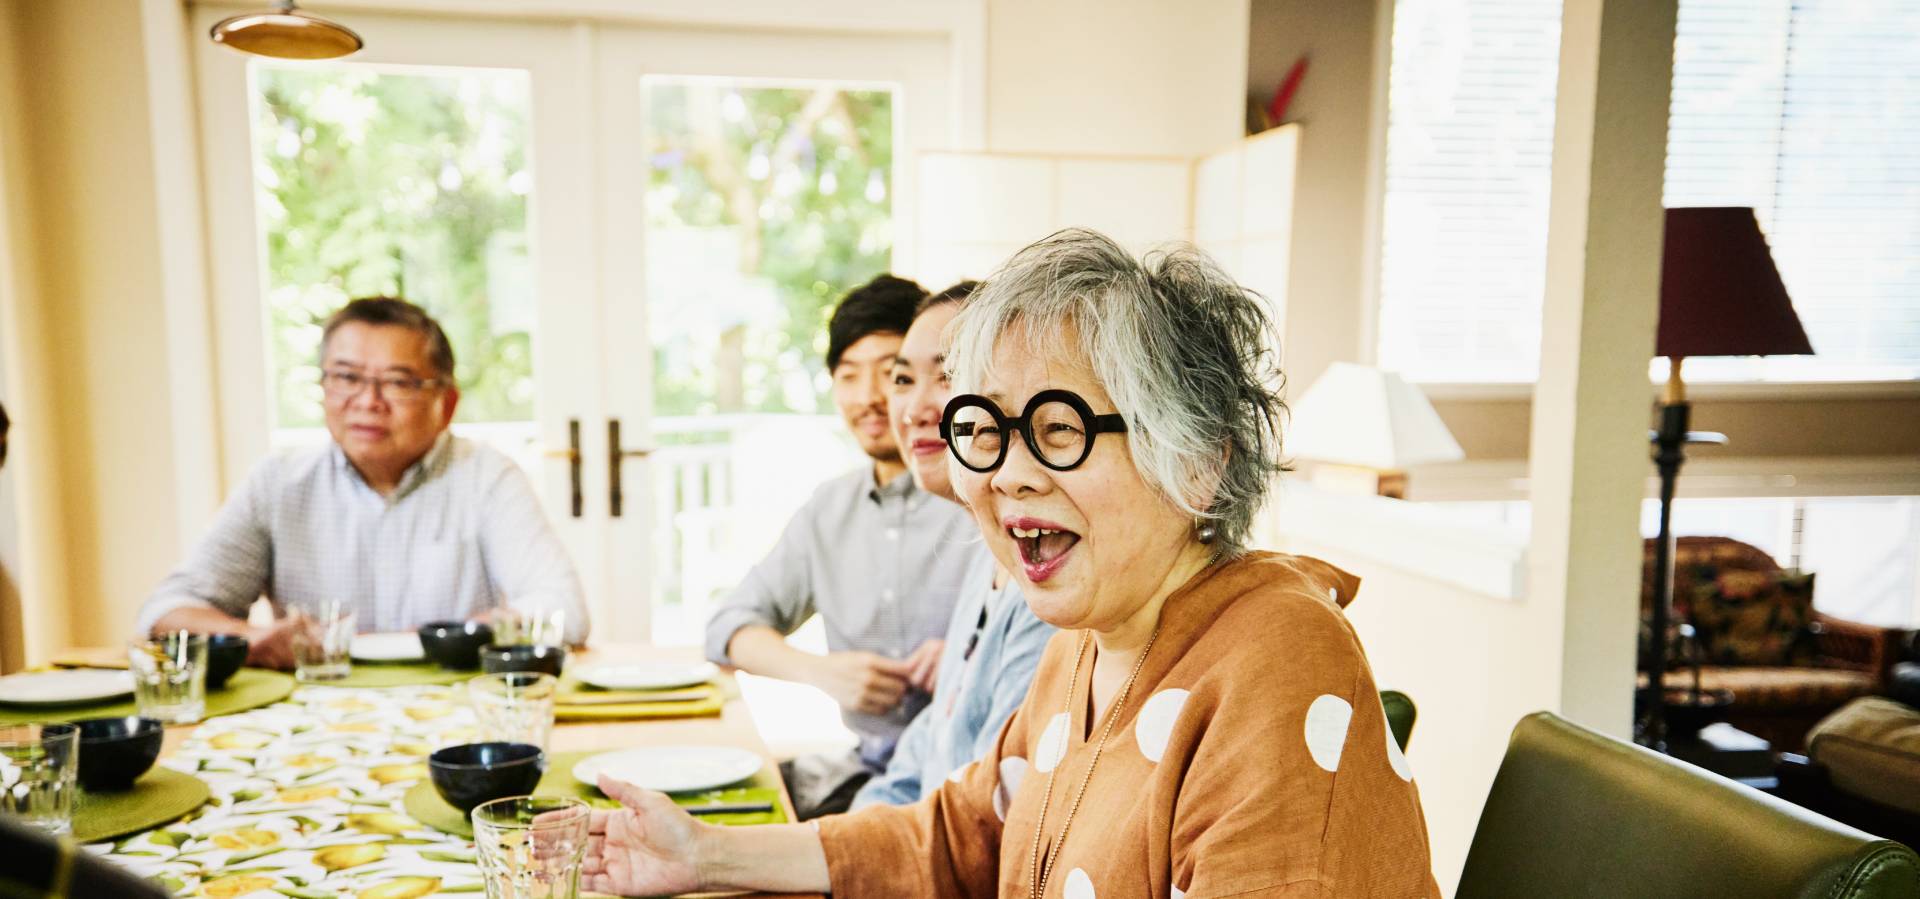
[[136, 432, 589, 642]]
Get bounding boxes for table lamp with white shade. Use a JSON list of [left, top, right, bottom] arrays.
[[1286, 362, 1464, 498]]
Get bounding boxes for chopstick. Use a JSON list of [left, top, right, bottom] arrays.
[[682, 800, 776, 815]]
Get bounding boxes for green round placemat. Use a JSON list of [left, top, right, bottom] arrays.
[[0, 668, 296, 726], [73, 766, 210, 843], [324, 662, 480, 688], [403, 750, 787, 838]]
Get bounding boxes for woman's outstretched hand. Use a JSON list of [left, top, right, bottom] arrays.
[[582, 775, 704, 897]]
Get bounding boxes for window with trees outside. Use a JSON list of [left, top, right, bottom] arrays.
[[250, 65, 536, 436], [641, 78, 896, 644]]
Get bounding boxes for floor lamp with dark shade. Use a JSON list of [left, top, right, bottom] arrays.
[[1640, 207, 1814, 751]]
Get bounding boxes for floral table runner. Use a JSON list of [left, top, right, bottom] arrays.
[[93, 684, 544, 898]]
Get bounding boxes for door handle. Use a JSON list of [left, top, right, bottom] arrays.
[[542, 418, 583, 518], [607, 418, 654, 518]]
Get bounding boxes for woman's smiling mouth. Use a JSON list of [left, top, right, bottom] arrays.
[[1004, 516, 1080, 582]]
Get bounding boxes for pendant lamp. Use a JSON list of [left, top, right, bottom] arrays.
[[210, 1, 363, 60]]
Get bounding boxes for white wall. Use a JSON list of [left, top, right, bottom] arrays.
[[984, 0, 1248, 157], [1246, 0, 1386, 393], [916, 153, 1195, 287], [1289, 534, 1558, 895], [1193, 126, 1298, 344], [0, 0, 220, 659]]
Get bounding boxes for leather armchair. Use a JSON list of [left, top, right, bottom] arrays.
[[1457, 712, 1920, 899]]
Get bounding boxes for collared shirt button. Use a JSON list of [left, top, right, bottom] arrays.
[[882, 588, 897, 602], [886, 528, 900, 541]]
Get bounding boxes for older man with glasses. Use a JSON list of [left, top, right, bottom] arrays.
[[136, 297, 588, 668]]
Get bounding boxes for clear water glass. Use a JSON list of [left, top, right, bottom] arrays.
[[470, 672, 557, 751], [128, 631, 208, 724], [492, 607, 567, 647], [293, 600, 357, 682], [472, 796, 590, 899], [0, 724, 79, 835]]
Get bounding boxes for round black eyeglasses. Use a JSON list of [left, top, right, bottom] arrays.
[[939, 389, 1129, 473]]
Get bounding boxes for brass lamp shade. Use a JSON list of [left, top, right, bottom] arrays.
[[210, 2, 363, 60]]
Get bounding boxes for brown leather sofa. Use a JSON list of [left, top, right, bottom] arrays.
[[1458, 712, 1920, 898], [1641, 536, 1905, 751]]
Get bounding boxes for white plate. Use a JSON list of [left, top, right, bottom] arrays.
[[572, 661, 717, 691], [0, 669, 136, 707], [572, 746, 763, 794], [350, 632, 425, 663]]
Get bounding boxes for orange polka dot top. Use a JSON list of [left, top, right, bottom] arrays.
[[816, 552, 1442, 898]]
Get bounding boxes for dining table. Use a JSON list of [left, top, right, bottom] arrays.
[[39, 643, 821, 899]]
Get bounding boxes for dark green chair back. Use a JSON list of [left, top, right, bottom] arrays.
[[0, 817, 168, 898], [1457, 712, 1920, 899], [1381, 689, 1416, 752]]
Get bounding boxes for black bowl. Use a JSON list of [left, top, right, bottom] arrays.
[[72, 716, 163, 792], [480, 643, 566, 677], [205, 634, 250, 689], [428, 742, 545, 813], [418, 620, 495, 670]]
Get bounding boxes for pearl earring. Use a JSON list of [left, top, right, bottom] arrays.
[[1195, 520, 1218, 545]]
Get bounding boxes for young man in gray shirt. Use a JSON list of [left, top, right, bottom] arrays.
[[704, 275, 976, 818]]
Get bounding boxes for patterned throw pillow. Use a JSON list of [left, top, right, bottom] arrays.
[[1687, 569, 1817, 666]]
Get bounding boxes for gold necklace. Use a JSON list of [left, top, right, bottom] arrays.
[[1026, 626, 1161, 899]]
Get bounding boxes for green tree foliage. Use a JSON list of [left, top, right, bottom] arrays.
[[644, 83, 894, 417], [253, 70, 892, 428], [253, 66, 533, 428]]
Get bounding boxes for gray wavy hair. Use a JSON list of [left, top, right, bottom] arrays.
[[945, 228, 1287, 557]]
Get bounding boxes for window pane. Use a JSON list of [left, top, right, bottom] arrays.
[[1663, 0, 1920, 381], [1637, 495, 1920, 627], [1427, 494, 1920, 626], [1375, 0, 1563, 383], [1381, 0, 1920, 384], [250, 65, 535, 431], [641, 78, 895, 644]]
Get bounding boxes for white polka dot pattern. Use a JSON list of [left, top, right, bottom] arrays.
[[1036, 711, 1072, 772], [1133, 688, 1191, 763], [1304, 693, 1353, 772], [1063, 867, 1096, 899], [994, 756, 1029, 821]]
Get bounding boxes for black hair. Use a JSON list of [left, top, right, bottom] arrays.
[[825, 274, 924, 371], [319, 297, 456, 380], [915, 280, 979, 317]]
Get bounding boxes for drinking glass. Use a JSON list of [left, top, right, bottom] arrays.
[[469, 672, 557, 751], [127, 631, 208, 724], [293, 600, 357, 683], [0, 724, 79, 835], [472, 796, 591, 899], [492, 607, 567, 648]]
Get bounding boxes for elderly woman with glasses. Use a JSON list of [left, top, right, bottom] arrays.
[[581, 230, 1439, 898]]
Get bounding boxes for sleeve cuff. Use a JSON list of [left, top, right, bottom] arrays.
[[703, 608, 775, 666]]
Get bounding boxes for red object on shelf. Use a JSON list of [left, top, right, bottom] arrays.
[[1268, 56, 1308, 124]]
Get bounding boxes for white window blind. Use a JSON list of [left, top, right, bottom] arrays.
[[1664, 0, 1920, 381], [1376, 0, 1563, 383], [1378, 0, 1920, 383]]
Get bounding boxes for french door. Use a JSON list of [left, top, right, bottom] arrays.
[[193, 9, 954, 643]]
